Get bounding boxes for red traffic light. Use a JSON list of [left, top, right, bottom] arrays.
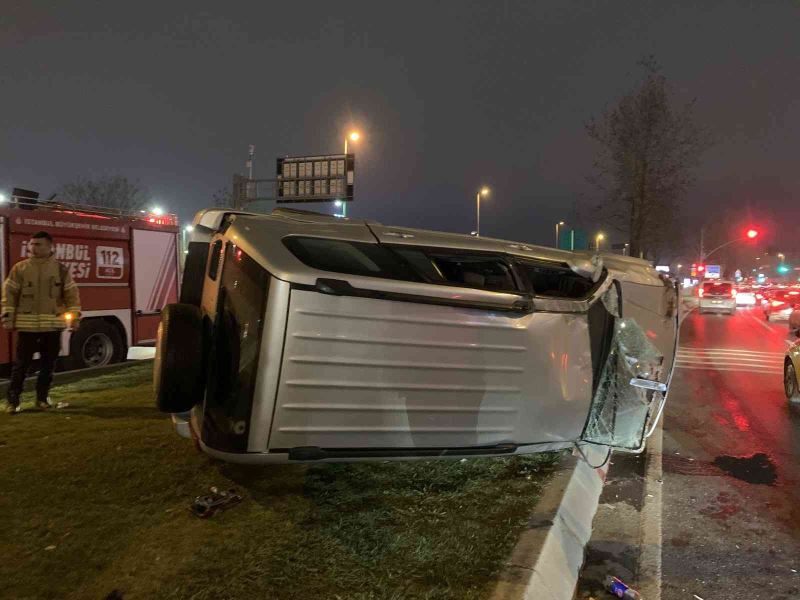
[[697, 264, 706, 272], [746, 229, 758, 239]]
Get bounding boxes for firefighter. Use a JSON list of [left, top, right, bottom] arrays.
[[1, 231, 81, 414]]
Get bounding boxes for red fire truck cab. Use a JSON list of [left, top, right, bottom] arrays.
[[0, 200, 180, 371]]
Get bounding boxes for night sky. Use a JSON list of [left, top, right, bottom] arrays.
[[2, 1, 798, 263]]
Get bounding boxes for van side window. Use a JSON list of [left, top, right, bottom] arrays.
[[393, 247, 518, 292], [517, 260, 598, 299], [283, 237, 421, 281], [208, 240, 223, 281]]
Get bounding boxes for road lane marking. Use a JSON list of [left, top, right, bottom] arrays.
[[638, 418, 663, 599], [677, 347, 783, 355], [675, 364, 782, 374], [677, 357, 781, 366], [748, 314, 778, 333]]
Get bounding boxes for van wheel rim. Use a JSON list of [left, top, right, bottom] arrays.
[[82, 333, 114, 367]]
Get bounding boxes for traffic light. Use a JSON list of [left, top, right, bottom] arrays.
[[777, 264, 791, 274], [746, 228, 759, 239], [697, 264, 706, 273]]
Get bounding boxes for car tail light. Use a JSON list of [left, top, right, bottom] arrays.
[[756, 293, 763, 300], [731, 289, 737, 298], [771, 300, 786, 308], [698, 288, 704, 298]]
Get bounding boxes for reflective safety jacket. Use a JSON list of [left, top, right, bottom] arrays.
[[1, 256, 81, 332]]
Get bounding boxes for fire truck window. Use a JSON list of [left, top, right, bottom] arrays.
[[208, 240, 223, 281], [283, 237, 421, 282]]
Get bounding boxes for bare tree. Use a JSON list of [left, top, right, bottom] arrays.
[[58, 175, 149, 212], [586, 57, 707, 258]]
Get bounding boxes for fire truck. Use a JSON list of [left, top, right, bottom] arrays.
[[0, 193, 180, 371]]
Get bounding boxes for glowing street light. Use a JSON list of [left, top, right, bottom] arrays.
[[151, 206, 164, 216], [0, 193, 7, 204], [475, 187, 490, 236], [555, 221, 565, 248], [595, 232, 605, 251], [344, 131, 361, 154], [746, 228, 758, 239]]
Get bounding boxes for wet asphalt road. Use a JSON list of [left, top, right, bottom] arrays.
[[661, 307, 800, 599], [577, 306, 800, 600]]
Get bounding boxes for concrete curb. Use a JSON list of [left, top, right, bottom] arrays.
[[0, 359, 152, 397], [491, 445, 610, 600]]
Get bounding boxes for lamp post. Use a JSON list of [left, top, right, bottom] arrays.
[[595, 232, 605, 251], [476, 187, 490, 236], [555, 221, 565, 248], [341, 131, 360, 217]]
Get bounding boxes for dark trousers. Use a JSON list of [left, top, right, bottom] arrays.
[[8, 331, 61, 405]]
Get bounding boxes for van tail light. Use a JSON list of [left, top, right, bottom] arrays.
[[731, 289, 737, 298], [771, 300, 786, 308], [698, 288, 704, 298]]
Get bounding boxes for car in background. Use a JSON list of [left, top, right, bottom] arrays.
[[783, 341, 800, 406], [698, 280, 736, 315], [763, 289, 800, 322], [735, 285, 757, 306]]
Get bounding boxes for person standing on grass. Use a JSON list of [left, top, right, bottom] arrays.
[[1, 231, 81, 414]]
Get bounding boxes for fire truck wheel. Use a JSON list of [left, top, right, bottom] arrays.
[[154, 303, 204, 413], [66, 319, 125, 370]]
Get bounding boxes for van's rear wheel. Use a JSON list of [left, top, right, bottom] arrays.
[[66, 319, 125, 370], [154, 303, 205, 413]]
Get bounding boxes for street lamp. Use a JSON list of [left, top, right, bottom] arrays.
[[476, 187, 490, 236], [555, 221, 565, 248], [595, 232, 605, 251], [0, 193, 6, 204], [151, 206, 164, 216], [342, 131, 361, 217]]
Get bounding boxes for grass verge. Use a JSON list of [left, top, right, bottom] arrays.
[[0, 363, 560, 600]]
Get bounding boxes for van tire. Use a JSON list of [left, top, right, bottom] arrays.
[[65, 319, 125, 370], [154, 303, 205, 413]]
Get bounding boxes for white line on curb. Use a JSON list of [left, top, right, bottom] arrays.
[[637, 418, 663, 600]]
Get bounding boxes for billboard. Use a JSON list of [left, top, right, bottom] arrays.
[[276, 154, 354, 203], [558, 228, 588, 251], [705, 265, 721, 279]]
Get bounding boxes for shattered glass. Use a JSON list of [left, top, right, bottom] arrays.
[[582, 317, 665, 451]]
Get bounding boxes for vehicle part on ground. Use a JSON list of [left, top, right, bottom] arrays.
[[65, 319, 125, 369], [154, 303, 205, 413], [189, 487, 242, 518]]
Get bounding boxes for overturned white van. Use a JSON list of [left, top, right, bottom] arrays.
[[154, 208, 678, 464]]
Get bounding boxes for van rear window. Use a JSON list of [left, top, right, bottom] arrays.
[[283, 237, 421, 281]]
